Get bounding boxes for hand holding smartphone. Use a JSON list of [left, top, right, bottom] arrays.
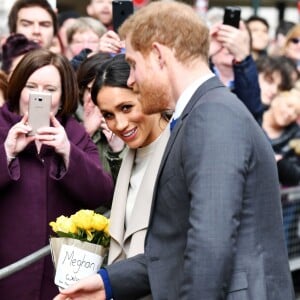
[[223, 6, 241, 28], [28, 91, 52, 136]]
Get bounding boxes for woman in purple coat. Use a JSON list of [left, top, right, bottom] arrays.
[[0, 48, 114, 299]]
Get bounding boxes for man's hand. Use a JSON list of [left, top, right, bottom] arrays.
[[53, 273, 106, 300], [209, 24, 223, 57], [216, 21, 251, 62]]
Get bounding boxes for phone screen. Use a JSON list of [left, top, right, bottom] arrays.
[[113, 0, 134, 33]]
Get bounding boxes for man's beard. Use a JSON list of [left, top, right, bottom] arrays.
[[136, 77, 172, 115]]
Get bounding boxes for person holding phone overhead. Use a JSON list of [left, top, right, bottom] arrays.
[[0, 48, 114, 300], [94, 1, 133, 56], [208, 6, 264, 124]]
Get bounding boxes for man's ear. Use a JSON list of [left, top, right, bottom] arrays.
[[152, 42, 165, 69]]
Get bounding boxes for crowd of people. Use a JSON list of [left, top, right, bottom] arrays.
[[0, 0, 299, 299]]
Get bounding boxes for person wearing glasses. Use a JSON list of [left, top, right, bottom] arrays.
[[66, 16, 107, 59], [282, 24, 300, 72], [268, 20, 295, 56]]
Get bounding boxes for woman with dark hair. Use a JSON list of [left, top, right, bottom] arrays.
[[76, 52, 125, 183], [245, 15, 270, 60], [0, 48, 114, 299], [90, 54, 170, 300]]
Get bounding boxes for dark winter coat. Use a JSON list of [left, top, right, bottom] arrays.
[[0, 103, 114, 299]]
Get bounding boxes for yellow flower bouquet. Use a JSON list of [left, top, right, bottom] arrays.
[[49, 210, 110, 290]]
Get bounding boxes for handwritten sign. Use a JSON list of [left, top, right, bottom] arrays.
[[54, 244, 103, 289]]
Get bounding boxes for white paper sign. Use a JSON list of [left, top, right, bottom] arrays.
[[54, 244, 103, 289]]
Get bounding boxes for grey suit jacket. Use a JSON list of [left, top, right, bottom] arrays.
[[106, 76, 295, 300]]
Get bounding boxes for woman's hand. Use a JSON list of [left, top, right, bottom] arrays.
[[35, 114, 71, 167], [100, 117, 125, 153], [4, 113, 34, 162], [98, 30, 125, 54], [83, 101, 102, 137]]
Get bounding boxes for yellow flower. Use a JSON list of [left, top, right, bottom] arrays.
[[92, 214, 109, 232], [71, 209, 94, 230], [104, 219, 110, 236], [49, 215, 77, 234], [49, 209, 110, 247]]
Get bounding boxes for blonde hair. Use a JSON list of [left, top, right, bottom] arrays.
[[119, 1, 209, 64]]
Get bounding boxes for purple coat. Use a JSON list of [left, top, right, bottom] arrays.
[[0, 104, 114, 299]]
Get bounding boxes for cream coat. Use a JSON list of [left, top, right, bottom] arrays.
[[108, 127, 170, 264], [108, 128, 170, 300]]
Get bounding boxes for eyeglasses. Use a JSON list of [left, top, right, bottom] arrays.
[[290, 38, 300, 44]]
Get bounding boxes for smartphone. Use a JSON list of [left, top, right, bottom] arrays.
[[223, 6, 241, 28], [113, 0, 134, 33], [28, 91, 52, 136]]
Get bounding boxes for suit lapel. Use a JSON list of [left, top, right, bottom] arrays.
[[151, 76, 223, 216]]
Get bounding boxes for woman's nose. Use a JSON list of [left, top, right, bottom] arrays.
[[115, 115, 128, 131]]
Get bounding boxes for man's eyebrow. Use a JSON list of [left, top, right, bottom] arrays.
[[19, 18, 33, 23], [19, 18, 52, 24]]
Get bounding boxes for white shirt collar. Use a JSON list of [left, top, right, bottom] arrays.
[[172, 74, 215, 120]]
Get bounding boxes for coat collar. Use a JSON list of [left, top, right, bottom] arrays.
[[108, 128, 170, 263]]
